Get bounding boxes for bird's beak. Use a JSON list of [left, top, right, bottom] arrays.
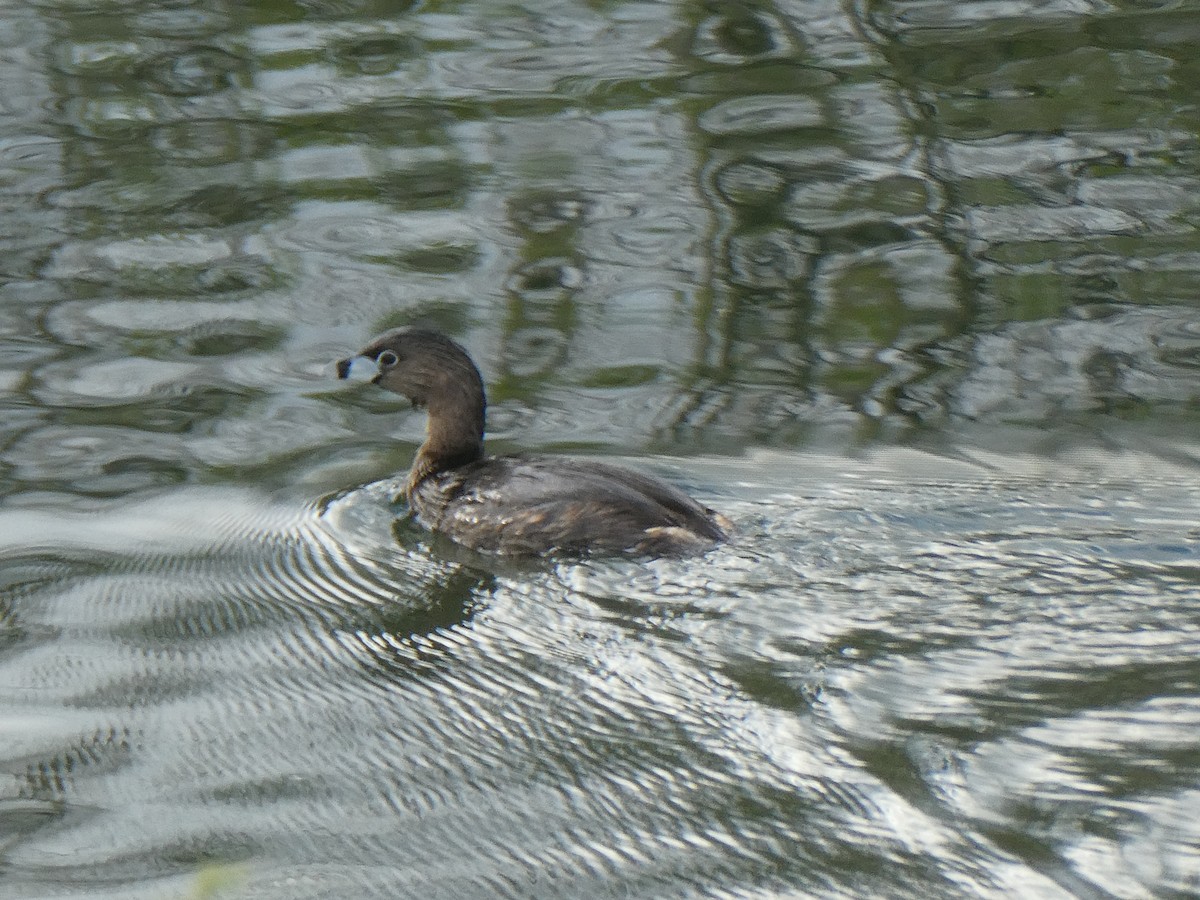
[[336, 355, 380, 384]]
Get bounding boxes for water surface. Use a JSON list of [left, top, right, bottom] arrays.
[[2, 0, 1200, 897]]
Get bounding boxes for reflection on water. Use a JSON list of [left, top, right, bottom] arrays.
[[3, 451, 1200, 898], [3, 0, 1200, 896]]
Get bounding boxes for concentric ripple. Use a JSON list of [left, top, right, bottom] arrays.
[[3, 449, 1199, 897]]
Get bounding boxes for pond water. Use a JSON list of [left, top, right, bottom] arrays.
[[2, 1, 1200, 898]]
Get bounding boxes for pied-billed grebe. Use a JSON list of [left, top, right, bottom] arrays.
[[336, 328, 730, 557]]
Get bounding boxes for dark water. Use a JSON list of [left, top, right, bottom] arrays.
[[2, 1, 1200, 897]]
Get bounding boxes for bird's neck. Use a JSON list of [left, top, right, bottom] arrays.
[[404, 391, 485, 496]]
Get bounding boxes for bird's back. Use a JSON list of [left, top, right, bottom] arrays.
[[410, 455, 728, 556]]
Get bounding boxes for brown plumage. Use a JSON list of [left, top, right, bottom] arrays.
[[337, 328, 730, 557]]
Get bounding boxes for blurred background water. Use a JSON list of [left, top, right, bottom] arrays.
[[2, 0, 1200, 897]]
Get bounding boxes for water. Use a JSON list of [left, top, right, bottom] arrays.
[[2, 0, 1200, 897]]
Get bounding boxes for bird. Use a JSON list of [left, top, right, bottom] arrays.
[[337, 327, 730, 557]]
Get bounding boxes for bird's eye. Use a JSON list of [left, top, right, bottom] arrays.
[[377, 350, 399, 368]]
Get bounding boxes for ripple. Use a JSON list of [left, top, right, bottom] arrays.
[[136, 47, 245, 96], [33, 356, 202, 405], [44, 298, 284, 347], [726, 226, 815, 288], [504, 257, 583, 303], [508, 191, 588, 235], [43, 234, 273, 295], [714, 159, 788, 208], [786, 174, 932, 232], [250, 75, 358, 116], [952, 306, 1200, 420], [185, 400, 352, 468], [174, 321, 286, 357], [0, 137, 61, 194], [496, 327, 568, 379], [966, 203, 1144, 245], [51, 39, 145, 77], [396, 241, 480, 274], [329, 33, 420, 76], [690, 11, 792, 64], [608, 211, 699, 260], [0, 486, 467, 681], [698, 95, 824, 137], [6, 0, 1200, 893], [371, 159, 472, 212], [130, 5, 233, 38], [269, 205, 478, 260], [59, 96, 179, 140], [148, 119, 274, 165], [3, 449, 1200, 896]]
